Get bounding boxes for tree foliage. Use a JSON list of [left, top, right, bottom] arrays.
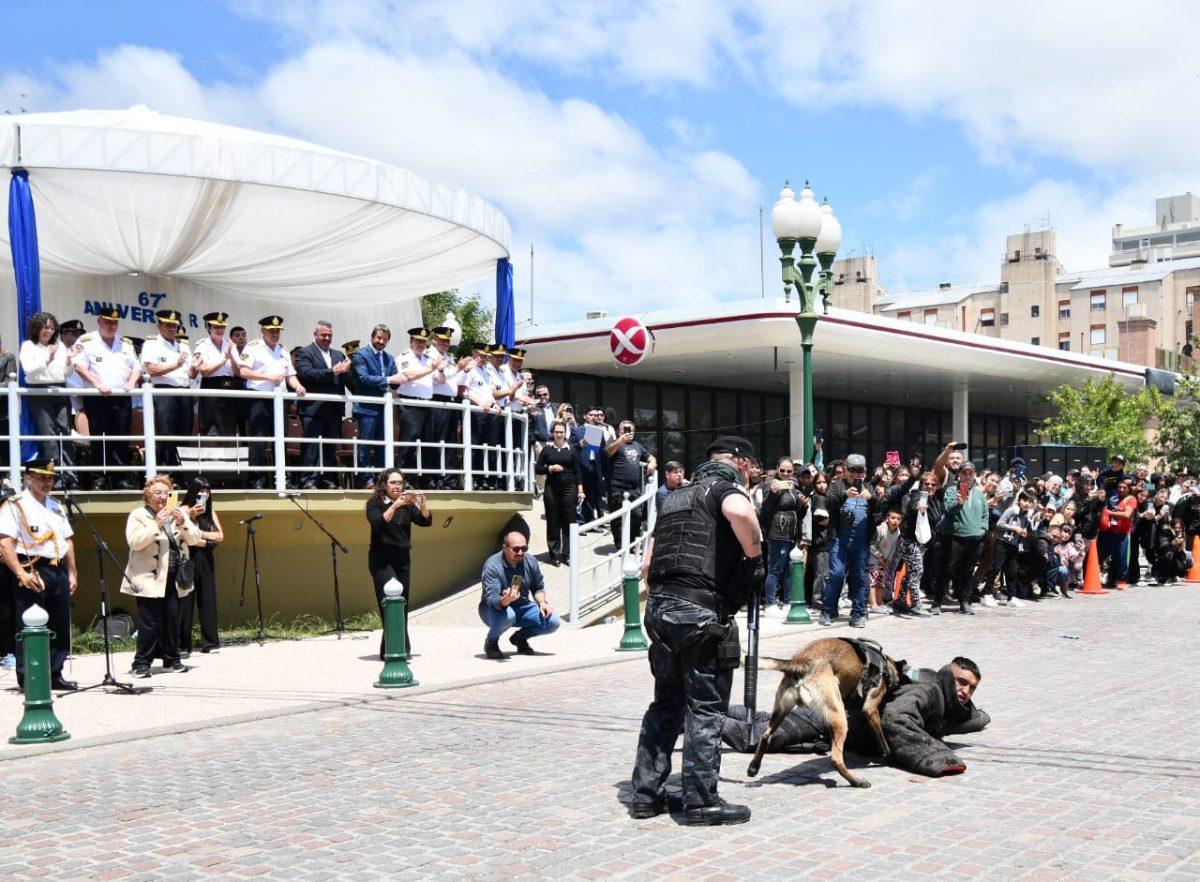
[[1155, 373, 1200, 471], [421, 289, 494, 359], [1037, 374, 1161, 463]]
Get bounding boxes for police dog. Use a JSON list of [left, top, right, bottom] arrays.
[[745, 637, 905, 788]]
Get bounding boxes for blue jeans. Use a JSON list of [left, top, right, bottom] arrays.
[[1096, 532, 1129, 585], [822, 532, 869, 619], [478, 599, 561, 644], [355, 409, 383, 474], [764, 539, 793, 605], [1046, 563, 1069, 590]]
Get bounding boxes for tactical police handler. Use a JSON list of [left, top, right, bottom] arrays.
[[628, 435, 766, 826]]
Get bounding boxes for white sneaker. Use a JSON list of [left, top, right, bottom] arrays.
[[838, 597, 852, 611], [980, 595, 997, 608], [1009, 597, 1026, 608], [0, 653, 14, 669]]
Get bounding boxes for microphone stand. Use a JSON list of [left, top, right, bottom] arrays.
[[286, 494, 364, 638], [237, 514, 284, 645], [61, 493, 151, 695]]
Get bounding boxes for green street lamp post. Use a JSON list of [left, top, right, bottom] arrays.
[[770, 181, 842, 464]]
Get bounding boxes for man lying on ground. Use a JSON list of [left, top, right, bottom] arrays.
[[723, 654, 988, 777]]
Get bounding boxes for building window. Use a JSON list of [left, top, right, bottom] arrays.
[[1090, 325, 1106, 346], [1059, 300, 1071, 319], [999, 281, 1009, 293], [1090, 291, 1106, 311], [1031, 336, 1040, 345], [1030, 304, 1040, 318], [897, 310, 911, 321], [1187, 287, 1198, 311], [1122, 286, 1138, 307], [924, 309, 938, 326], [1000, 313, 1009, 326], [1058, 333, 1071, 352], [980, 309, 995, 328]]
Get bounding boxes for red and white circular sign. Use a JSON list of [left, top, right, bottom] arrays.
[[610, 316, 650, 366]]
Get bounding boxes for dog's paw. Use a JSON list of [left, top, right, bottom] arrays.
[[853, 779, 872, 788]]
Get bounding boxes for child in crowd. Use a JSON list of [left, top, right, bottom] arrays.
[[1053, 522, 1084, 595], [868, 510, 903, 614], [990, 492, 1033, 606]]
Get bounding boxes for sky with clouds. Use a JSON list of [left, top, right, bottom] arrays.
[[4, 0, 1199, 325]]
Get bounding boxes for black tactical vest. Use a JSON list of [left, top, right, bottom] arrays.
[[648, 476, 740, 602]]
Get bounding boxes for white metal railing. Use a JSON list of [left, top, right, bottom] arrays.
[[4, 382, 528, 493], [565, 475, 657, 624]]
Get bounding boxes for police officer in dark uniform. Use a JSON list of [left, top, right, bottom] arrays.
[[629, 435, 765, 826]]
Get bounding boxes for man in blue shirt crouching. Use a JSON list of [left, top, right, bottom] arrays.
[[479, 530, 561, 659]]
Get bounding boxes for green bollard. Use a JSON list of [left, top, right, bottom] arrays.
[[616, 560, 649, 652], [10, 604, 70, 745], [784, 546, 811, 625], [375, 582, 418, 689]]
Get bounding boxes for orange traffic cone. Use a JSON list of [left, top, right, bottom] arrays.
[[1079, 538, 1108, 595], [1186, 535, 1200, 583]]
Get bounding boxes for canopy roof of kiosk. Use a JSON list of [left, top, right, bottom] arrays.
[[520, 299, 1148, 418], [0, 106, 510, 302]]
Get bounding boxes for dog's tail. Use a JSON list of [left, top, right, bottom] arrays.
[[755, 655, 813, 677]]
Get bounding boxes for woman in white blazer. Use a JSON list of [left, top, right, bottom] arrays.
[[121, 474, 201, 677]]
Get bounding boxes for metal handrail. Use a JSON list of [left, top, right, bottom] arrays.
[[565, 475, 657, 624], [3, 382, 528, 492]]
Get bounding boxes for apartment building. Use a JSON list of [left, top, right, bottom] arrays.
[[845, 195, 1200, 370]]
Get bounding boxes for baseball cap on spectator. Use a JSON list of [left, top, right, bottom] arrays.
[[845, 454, 867, 470], [1009, 456, 1025, 467], [960, 461, 977, 473], [706, 435, 756, 459], [1111, 454, 1126, 463]]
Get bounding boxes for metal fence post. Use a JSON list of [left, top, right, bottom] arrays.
[[141, 383, 157, 480], [503, 410, 514, 491], [7, 383, 21, 485], [461, 403, 473, 491], [382, 391, 395, 471], [568, 522, 580, 623], [272, 385, 286, 491]]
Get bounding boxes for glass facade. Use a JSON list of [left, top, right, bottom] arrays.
[[537, 370, 1038, 475]]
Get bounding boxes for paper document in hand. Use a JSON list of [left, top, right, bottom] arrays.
[[583, 424, 605, 447]]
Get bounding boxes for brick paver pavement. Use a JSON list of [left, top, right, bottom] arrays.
[[3, 584, 1200, 880]]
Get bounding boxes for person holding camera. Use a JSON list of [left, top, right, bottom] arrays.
[[818, 453, 879, 628], [366, 469, 432, 660], [122, 475, 202, 678], [181, 477, 223, 656], [605, 420, 656, 546], [759, 457, 807, 610]]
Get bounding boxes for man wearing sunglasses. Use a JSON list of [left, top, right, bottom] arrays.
[[818, 453, 879, 628], [478, 529, 560, 660]]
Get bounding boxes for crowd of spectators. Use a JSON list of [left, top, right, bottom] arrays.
[[659, 439, 1200, 627]]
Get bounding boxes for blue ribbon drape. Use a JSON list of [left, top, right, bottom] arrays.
[[9, 168, 42, 462], [495, 257, 515, 350]]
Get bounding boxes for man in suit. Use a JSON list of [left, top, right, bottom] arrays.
[[295, 320, 352, 489], [529, 384, 557, 499], [351, 324, 402, 489]]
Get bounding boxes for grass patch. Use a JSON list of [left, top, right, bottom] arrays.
[[70, 610, 382, 655]]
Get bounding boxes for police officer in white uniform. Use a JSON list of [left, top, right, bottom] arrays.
[[238, 316, 307, 489], [500, 347, 535, 488], [0, 458, 78, 690], [428, 326, 466, 488], [141, 309, 195, 469], [192, 311, 243, 442], [396, 327, 448, 487], [465, 343, 502, 489], [73, 307, 141, 490]]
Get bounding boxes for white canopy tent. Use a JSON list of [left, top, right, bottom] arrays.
[[0, 106, 510, 344]]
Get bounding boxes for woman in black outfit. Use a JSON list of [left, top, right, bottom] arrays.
[[534, 420, 584, 566], [181, 476, 224, 655], [366, 469, 431, 659]]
